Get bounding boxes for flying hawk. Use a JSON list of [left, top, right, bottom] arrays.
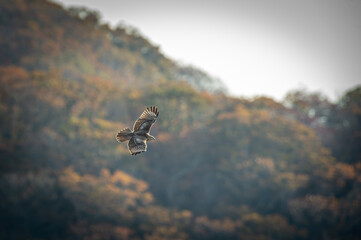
[[116, 106, 159, 155]]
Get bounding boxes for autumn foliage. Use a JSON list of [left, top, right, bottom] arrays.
[[1, 0, 361, 239]]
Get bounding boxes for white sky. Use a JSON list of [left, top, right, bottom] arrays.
[[55, 0, 361, 101]]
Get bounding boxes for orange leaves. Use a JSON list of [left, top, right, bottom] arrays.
[[0, 66, 29, 91], [107, 169, 149, 193], [334, 163, 356, 180], [2, 0, 361, 238], [0, 66, 29, 81], [60, 167, 155, 215], [251, 109, 271, 124], [217, 104, 251, 124], [325, 163, 357, 187]]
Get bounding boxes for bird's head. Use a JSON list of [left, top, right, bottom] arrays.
[[148, 135, 156, 141]]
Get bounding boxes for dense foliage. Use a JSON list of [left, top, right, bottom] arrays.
[[1, 0, 360, 239]]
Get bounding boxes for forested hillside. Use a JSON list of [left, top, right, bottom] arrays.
[[1, 0, 360, 239]]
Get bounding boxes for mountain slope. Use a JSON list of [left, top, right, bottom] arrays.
[[0, 0, 226, 93], [1, 1, 361, 240]]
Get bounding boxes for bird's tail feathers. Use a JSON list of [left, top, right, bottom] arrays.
[[116, 128, 133, 142]]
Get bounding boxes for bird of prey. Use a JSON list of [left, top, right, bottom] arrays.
[[116, 106, 159, 155]]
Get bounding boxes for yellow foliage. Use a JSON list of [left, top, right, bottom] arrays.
[[217, 104, 250, 124], [251, 109, 270, 123], [61, 167, 81, 184], [111, 170, 149, 192], [70, 116, 90, 127], [242, 212, 262, 222], [60, 167, 155, 215], [93, 118, 120, 130]]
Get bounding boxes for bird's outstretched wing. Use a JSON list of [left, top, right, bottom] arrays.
[[128, 136, 147, 155], [133, 106, 159, 133]]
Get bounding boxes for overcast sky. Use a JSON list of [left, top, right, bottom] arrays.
[[55, 0, 361, 101]]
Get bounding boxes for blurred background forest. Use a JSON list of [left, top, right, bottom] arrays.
[[0, 0, 361, 239]]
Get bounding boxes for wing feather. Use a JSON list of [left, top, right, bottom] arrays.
[[116, 127, 133, 142], [133, 106, 159, 133]]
